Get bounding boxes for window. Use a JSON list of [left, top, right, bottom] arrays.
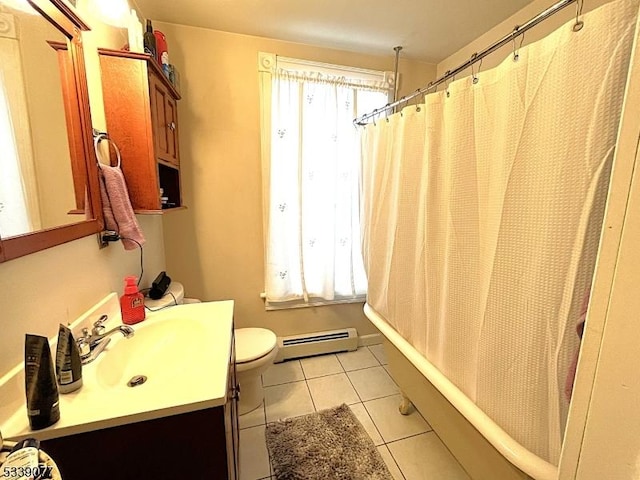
[[258, 53, 391, 309]]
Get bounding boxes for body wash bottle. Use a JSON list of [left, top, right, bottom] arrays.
[[24, 335, 60, 430], [55, 324, 82, 394], [120, 276, 145, 325]]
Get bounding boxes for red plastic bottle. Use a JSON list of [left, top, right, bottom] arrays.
[[154, 30, 168, 66], [120, 276, 146, 325]]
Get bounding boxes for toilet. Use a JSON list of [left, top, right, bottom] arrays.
[[234, 328, 278, 414], [145, 282, 278, 415]]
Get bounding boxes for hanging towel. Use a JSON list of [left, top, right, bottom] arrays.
[[98, 163, 145, 250]]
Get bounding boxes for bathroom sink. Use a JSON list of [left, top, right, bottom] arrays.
[[0, 295, 234, 444], [94, 315, 210, 390]]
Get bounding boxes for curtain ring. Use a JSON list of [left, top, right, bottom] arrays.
[[573, 0, 584, 31], [372, 108, 377, 126], [383, 103, 391, 122], [416, 86, 428, 112], [470, 53, 482, 84], [414, 87, 422, 112], [445, 75, 454, 98], [512, 28, 524, 62]]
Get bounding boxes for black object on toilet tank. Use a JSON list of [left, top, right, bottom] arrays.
[[149, 271, 171, 299]]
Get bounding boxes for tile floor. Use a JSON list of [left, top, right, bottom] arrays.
[[238, 344, 470, 480]]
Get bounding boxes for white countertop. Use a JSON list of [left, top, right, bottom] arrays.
[[0, 294, 234, 442]]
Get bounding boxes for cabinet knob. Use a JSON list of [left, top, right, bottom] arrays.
[[167, 122, 176, 131]]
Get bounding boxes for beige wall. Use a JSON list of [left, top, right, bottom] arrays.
[[437, 0, 609, 78], [0, 7, 165, 376], [0, 216, 165, 376], [157, 22, 436, 337]]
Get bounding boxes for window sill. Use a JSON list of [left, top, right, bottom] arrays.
[[262, 293, 366, 311]]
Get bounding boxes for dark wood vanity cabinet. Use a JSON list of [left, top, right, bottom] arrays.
[[225, 330, 241, 480], [98, 49, 183, 213], [41, 338, 240, 480]]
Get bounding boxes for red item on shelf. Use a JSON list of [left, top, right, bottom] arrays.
[[154, 30, 169, 66]]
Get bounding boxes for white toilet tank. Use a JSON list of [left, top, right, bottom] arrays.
[[143, 281, 200, 309]]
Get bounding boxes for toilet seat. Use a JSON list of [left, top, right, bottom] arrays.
[[235, 328, 277, 364]]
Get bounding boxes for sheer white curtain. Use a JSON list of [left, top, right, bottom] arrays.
[[260, 58, 388, 308]]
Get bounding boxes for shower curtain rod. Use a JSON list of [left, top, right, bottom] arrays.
[[353, 0, 580, 126]]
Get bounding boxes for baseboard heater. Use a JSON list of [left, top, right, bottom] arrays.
[[274, 328, 358, 363]]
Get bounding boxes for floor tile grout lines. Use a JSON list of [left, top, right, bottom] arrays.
[[383, 443, 407, 480], [304, 375, 319, 413], [336, 348, 389, 413], [255, 350, 401, 479], [266, 346, 387, 386]]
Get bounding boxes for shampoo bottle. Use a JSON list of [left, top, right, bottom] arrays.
[[24, 335, 60, 430], [55, 324, 82, 394], [120, 276, 146, 325]]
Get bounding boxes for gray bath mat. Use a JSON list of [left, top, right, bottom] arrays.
[[265, 404, 393, 480]]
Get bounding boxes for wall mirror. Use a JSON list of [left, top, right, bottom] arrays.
[[0, 0, 102, 262]]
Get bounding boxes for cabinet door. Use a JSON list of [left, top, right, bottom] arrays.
[[149, 73, 179, 167], [165, 94, 179, 165], [100, 52, 161, 211]]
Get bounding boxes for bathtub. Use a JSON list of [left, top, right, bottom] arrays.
[[364, 303, 558, 480]]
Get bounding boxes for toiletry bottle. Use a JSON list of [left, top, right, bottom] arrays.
[[55, 324, 82, 394], [120, 276, 146, 325], [143, 19, 156, 60], [154, 29, 170, 76], [24, 335, 60, 430]]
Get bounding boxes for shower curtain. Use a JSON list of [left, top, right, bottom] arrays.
[[360, 0, 638, 465]]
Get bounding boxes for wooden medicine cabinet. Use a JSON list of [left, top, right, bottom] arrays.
[[98, 49, 183, 213]]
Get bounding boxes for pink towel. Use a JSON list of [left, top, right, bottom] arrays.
[[98, 163, 145, 250]]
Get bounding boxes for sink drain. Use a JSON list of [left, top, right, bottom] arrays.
[[127, 375, 147, 387]]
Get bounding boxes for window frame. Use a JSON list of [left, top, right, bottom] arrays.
[[258, 52, 393, 310]]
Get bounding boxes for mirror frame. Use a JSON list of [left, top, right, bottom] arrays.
[[0, 0, 103, 262]]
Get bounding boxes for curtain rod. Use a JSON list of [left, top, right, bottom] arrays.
[[354, 0, 581, 126]]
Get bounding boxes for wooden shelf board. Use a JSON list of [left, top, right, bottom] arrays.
[[134, 205, 188, 215]]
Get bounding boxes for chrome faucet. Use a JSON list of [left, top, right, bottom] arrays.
[[77, 315, 135, 364]]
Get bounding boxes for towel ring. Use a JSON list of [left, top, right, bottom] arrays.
[[93, 133, 121, 168]]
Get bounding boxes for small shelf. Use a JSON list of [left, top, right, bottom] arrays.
[[134, 206, 188, 215], [159, 162, 181, 208]]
